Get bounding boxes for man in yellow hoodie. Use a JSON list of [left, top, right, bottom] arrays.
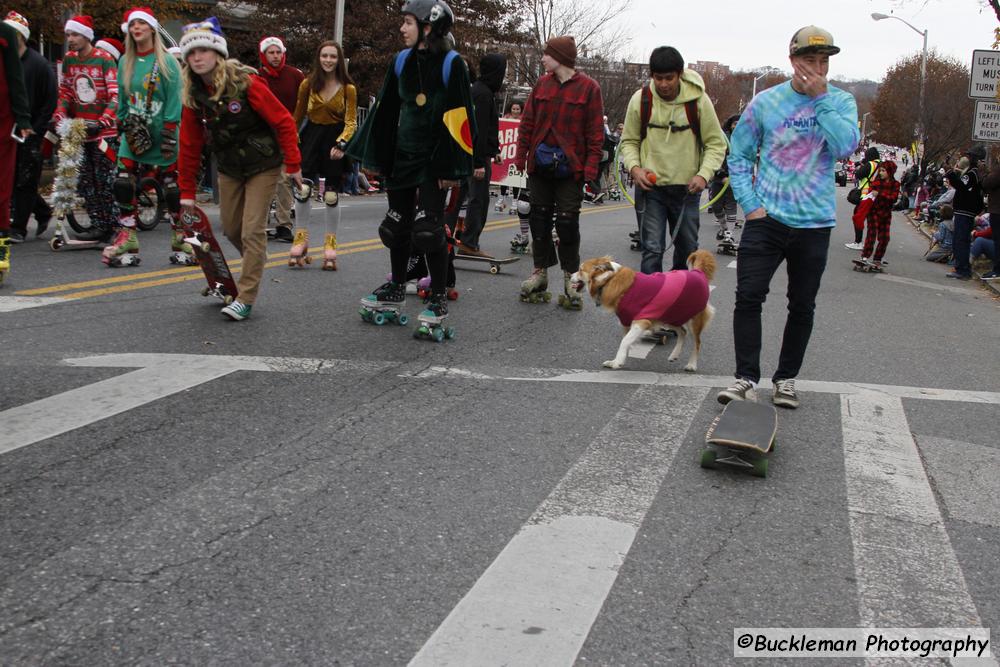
[[620, 47, 727, 272]]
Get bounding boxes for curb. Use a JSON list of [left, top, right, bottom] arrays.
[[903, 212, 1000, 297]]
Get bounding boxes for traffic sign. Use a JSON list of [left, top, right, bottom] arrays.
[[973, 100, 1000, 142], [969, 49, 1000, 99]]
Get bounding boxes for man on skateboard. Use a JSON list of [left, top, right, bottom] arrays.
[[717, 25, 859, 409]]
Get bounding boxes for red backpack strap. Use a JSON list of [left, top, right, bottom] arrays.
[[640, 85, 652, 142], [684, 99, 702, 152]]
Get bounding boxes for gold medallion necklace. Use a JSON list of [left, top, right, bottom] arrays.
[[414, 51, 427, 107]]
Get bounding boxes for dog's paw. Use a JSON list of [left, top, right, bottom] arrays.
[[603, 360, 623, 369], [684, 363, 697, 373], [668, 353, 680, 362]]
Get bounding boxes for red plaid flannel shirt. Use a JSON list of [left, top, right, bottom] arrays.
[[514, 71, 605, 182], [869, 177, 900, 224]]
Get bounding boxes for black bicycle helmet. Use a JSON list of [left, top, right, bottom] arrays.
[[401, 0, 454, 37]]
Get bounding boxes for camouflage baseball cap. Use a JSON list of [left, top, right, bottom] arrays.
[[789, 25, 841, 56]]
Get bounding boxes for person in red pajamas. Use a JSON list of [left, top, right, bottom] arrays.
[[860, 160, 899, 270]]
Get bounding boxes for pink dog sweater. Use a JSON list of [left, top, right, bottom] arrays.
[[615, 269, 709, 328]]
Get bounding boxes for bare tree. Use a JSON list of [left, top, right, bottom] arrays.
[[870, 51, 974, 169]]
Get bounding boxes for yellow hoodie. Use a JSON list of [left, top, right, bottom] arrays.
[[619, 69, 727, 186]]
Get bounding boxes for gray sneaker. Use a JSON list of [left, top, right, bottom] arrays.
[[717, 378, 757, 404], [772, 378, 799, 409], [221, 300, 252, 321]]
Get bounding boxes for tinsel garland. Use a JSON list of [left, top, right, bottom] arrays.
[[50, 119, 88, 217]]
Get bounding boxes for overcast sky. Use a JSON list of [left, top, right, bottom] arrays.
[[618, 0, 994, 81]]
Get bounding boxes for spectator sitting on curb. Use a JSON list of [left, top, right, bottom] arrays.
[[925, 203, 954, 264]]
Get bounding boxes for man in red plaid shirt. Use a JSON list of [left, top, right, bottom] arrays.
[[514, 35, 604, 309]]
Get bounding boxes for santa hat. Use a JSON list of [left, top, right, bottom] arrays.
[[96, 37, 124, 61], [180, 17, 228, 59], [3, 11, 30, 41], [121, 6, 160, 35], [65, 15, 95, 42], [259, 36, 285, 53]]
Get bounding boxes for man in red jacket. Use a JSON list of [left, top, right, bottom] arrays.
[[259, 36, 303, 242], [515, 35, 604, 309]]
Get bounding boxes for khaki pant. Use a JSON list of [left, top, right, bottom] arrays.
[[218, 167, 281, 305], [273, 171, 293, 228]]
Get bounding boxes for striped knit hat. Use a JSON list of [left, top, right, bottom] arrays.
[[180, 17, 228, 59], [65, 15, 95, 42]]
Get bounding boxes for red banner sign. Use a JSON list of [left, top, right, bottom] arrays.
[[491, 118, 526, 188]]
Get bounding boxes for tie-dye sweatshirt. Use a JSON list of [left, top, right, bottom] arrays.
[[728, 81, 859, 229]]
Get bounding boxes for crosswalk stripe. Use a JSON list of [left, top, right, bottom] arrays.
[[409, 385, 707, 666], [0, 296, 76, 312], [840, 393, 986, 629]]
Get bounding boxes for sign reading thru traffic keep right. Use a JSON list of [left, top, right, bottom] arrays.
[[973, 100, 1000, 141], [969, 49, 1000, 99]]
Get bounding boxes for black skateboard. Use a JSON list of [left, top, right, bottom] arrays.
[[454, 252, 520, 274], [701, 400, 777, 478], [852, 258, 884, 273]]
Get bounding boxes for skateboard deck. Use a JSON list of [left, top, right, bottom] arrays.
[[716, 241, 738, 256], [702, 400, 778, 478], [454, 252, 520, 274], [179, 206, 239, 304], [852, 258, 883, 273]]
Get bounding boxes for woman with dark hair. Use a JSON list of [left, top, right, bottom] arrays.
[[347, 0, 476, 335], [292, 40, 357, 270]]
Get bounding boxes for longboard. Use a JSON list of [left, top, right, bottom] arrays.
[[701, 400, 777, 478], [179, 206, 239, 304]]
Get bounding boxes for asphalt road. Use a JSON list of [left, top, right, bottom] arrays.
[[1, 188, 999, 665]]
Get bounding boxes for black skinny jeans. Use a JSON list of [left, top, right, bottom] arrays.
[[733, 216, 831, 384]]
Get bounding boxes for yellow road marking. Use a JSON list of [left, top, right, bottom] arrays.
[[15, 204, 630, 301]]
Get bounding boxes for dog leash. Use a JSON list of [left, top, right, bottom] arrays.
[[634, 193, 687, 255]]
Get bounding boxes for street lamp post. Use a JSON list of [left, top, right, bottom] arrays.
[[334, 0, 345, 45], [751, 68, 777, 99], [861, 111, 872, 138], [872, 12, 927, 170]]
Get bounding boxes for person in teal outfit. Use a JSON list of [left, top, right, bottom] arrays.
[[104, 6, 183, 267]]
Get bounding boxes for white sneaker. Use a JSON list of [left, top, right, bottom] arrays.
[[221, 300, 252, 321], [844, 242, 863, 250], [717, 378, 757, 404]]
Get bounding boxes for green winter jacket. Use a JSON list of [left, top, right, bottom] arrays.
[[619, 69, 727, 186]]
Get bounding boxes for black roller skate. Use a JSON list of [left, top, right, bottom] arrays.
[[557, 271, 583, 310], [414, 292, 455, 342], [359, 281, 408, 326], [520, 267, 551, 303]]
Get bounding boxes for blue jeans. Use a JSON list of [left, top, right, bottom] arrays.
[[638, 185, 700, 273], [733, 216, 831, 383], [952, 213, 974, 277]]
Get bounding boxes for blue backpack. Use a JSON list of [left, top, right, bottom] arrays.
[[394, 48, 459, 86]]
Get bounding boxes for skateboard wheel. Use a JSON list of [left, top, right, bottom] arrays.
[[489, 265, 499, 274], [223, 295, 233, 305], [373, 312, 386, 326], [751, 458, 768, 478], [200, 242, 211, 253], [201, 286, 210, 297], [398, 314, 409, 326], [700, 450, 718, 469]]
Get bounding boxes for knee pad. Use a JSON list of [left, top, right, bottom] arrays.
[[554, 211, 581, 245], [113, 173, 135, 205], [378, 209, 408, 249], [516, 200, 531, 216], [528, 204, 554, 240], [163, 181, 181, 215], [411, 209, 447, 253], [324, 191, 339, 207]]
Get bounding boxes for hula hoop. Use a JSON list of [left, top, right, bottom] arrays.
[[613, 142, 730, 211]]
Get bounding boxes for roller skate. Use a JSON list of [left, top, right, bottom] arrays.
[[168, 228, 198, 265], [102, 227, 141, 267], [0, 235, 10, 286], [288, 228, 311, 267], [557, 271, 583, 310], [510, 233, 529, 255], [414, 292, 455, 342], [519, 267, 551, 304], [322, 233, 338, 271], [359, 281, 408, 326]]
